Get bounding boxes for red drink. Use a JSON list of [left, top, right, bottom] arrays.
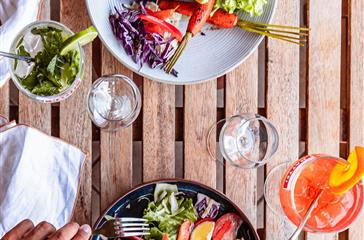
[[279, 155, 364, 232]]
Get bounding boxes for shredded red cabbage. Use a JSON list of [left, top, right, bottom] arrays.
[[109, 5, 178, 77]]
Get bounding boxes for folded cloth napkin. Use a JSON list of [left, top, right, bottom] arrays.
[[0, 0, 41, 87], [0, 118, 86, 236]]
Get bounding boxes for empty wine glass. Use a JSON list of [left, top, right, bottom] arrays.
[[207, 114, 279, 168], [87, 74, 141, 131]]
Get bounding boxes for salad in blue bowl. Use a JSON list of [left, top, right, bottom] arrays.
[[93, 179, 259, 240]]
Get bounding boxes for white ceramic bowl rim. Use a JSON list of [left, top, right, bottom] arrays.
[[86, 0, 277, 85]]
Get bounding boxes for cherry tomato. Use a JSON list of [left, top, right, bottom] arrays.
[[213, 221, 231, 240]]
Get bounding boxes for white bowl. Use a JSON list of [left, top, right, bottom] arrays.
[[86, 0, 277, 84]]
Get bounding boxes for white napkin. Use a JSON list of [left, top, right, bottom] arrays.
[[0, 118, 86, 236], [0, 0, 41, 87]]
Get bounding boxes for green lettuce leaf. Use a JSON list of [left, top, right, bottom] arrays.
[[213, 0, 268, 16], [143, 185, 197, 240]]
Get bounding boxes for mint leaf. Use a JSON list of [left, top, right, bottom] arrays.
[[32, 81, 59, 96], [47, 55, 58, 75], [20, 71, 38, 90]]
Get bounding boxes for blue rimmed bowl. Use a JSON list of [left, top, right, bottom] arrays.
[[92, 179, 260, 240]]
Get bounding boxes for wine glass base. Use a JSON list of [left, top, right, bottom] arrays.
[[264, 162, 291, 218], [206, 118, 227, 166], [207, 114, 278, 169]]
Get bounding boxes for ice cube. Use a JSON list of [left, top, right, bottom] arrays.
[[14, 61, 34, 78], [22, 30, 43, 57], [13, 30, 44, 78]]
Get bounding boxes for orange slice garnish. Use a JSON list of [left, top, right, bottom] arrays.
[[329, 146, 364, 195]]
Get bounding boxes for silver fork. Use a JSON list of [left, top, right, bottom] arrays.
[[93, 218, 150, 239]]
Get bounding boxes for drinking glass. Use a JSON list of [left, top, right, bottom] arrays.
[[87, 74, 141, 131], [207, 113, 279, 169], [8, 20, 85, 103], [264, 155, 364, 234]]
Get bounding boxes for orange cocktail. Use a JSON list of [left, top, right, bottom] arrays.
[[279, 155, 364, 232]]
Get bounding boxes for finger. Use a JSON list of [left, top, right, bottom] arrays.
[[23, 221, 56, 240], [2, 219, 34, 240], [72, 224, 92, 240], [48, 222, 79, 240]]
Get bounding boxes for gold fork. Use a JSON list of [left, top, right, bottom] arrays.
[[237, 20, 309, 46]]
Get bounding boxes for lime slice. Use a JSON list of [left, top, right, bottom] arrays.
[[60, 26, 98, 55]]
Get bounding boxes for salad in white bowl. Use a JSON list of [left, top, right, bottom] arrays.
[[86, 0, 278, 84]]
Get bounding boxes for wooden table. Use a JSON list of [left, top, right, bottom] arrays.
[[0, 0, 363, 239]]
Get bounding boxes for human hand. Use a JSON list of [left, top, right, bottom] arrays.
[[1, 219, 92, 240]]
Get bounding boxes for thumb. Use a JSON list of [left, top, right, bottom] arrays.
[[72, 224, 92, 240]]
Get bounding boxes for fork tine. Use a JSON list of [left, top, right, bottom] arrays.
[[119, 223, 150, 227], [119, 232, 151, 237], [117, 217, 148, 222], [118, 227, 150, 232]]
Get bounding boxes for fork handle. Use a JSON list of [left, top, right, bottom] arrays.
[[288, 190, 322, 240]]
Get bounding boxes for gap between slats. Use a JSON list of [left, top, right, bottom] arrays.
[[347, 0, 364, 239]]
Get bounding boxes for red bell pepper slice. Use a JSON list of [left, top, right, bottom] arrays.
[[146, 8, 176, 21], [139, 14, 182, 41], [144, 23, 165, 37]]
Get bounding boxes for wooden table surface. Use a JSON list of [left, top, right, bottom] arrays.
[[0, 0, 363, 239]]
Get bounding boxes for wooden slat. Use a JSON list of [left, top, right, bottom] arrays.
[[18, 99, 51, 133], [225, 52, 258, 227], [143, 79, 175, 181], [307, 0, 342, 239], [60, 0, 92, 224], [18, 0, 51, 133], [265, 0, 300, 239], [184, 81, 216, 189], [0, 82, 9, 118], [348, 0, 364, 239], [100, 47, 133, 211]]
